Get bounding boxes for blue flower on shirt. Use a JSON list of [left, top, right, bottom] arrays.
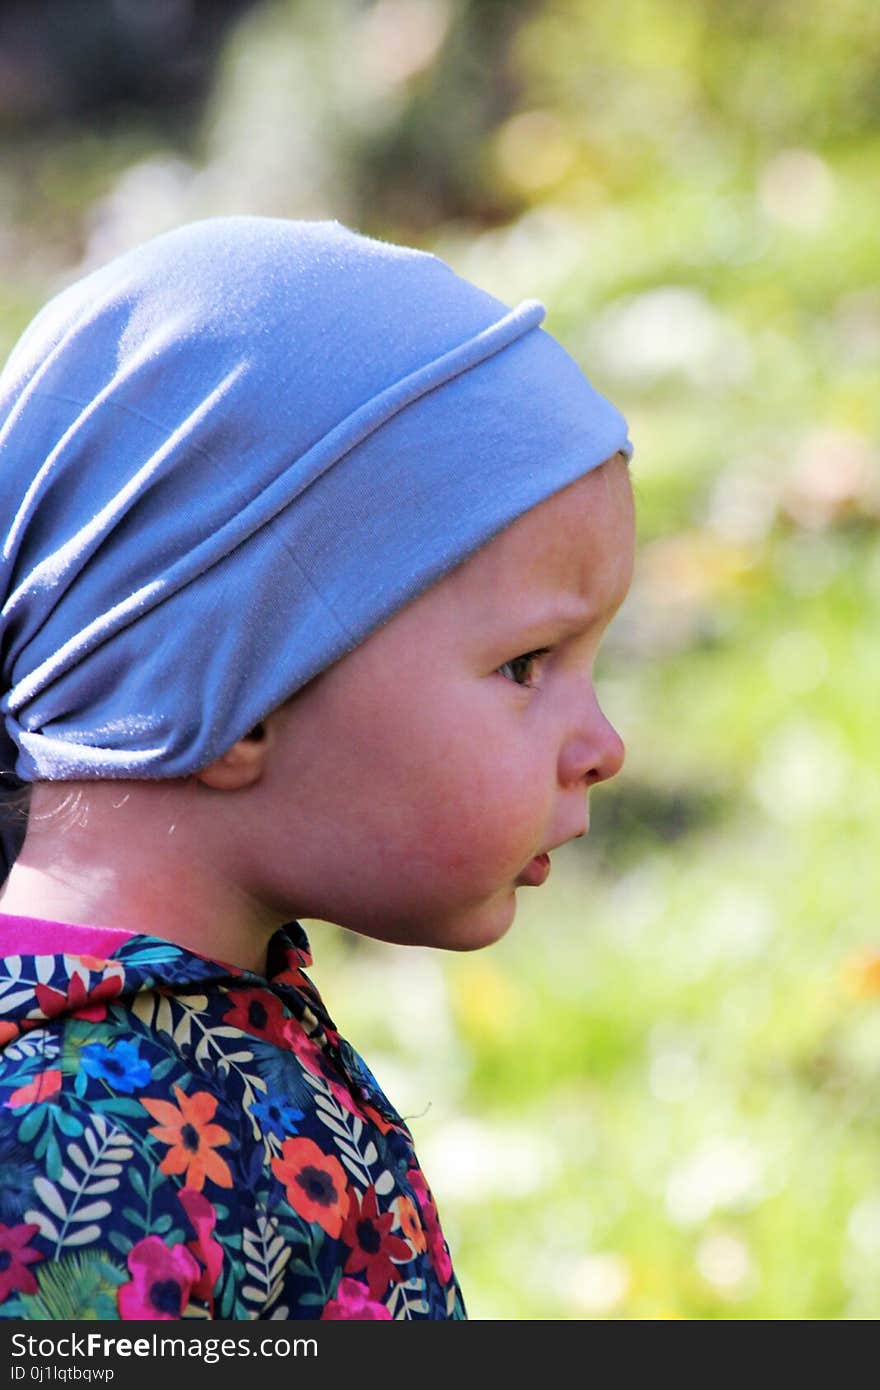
[[249, 1095, 305, 1140], [80, 1040, 151, 1093]]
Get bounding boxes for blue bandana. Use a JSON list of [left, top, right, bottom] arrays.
[[0, 216, 631, 876]]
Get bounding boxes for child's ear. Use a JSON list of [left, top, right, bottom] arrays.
[[194, 722, 270, 791]]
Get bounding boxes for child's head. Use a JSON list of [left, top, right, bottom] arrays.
[[201, 451, 634, 952], [0, 217, 633, 952]]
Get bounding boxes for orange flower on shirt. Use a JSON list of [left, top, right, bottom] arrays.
[[141, 1084, 233, 1191], [395, 1194, 427, 1254], [272, 1136, 349, 1237]]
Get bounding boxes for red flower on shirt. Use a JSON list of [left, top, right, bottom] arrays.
[[271, 962, 314, 994], [34, 969, 122, 1023], [0, 1222, 44, 1301], [341, 1185, 411, 1299], [222, 988, 289, 1044]]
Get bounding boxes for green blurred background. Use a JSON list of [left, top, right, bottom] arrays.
[[2, 0, 879, 1319]]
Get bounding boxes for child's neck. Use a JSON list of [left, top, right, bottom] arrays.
[[0, 782, 284, 972]]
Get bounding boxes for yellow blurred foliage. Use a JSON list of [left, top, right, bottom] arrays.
[[840, 949, 880, 999], [449, 961, 523, 1045]]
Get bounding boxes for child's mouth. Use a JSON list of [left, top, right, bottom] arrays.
[[516, 852, 551, 887]]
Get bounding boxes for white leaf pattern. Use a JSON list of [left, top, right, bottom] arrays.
[[70, 1200, 112, 1223], [239, 1213, 292, 1313], [339, 1150, 370, 1185], [23, 1208, 59, 1242], [64, 1225, 102, 1246], [35, 955, 55, 984], [67, 1144, 90, 1173], [33, 1176, 68, 1219], [0, 987, 35, 1011]]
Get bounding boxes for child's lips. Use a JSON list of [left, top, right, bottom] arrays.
[[516, 852, 551, 887], [515, 821, 588, 886]]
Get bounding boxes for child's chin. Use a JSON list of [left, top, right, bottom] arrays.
[[336, 891, 518, 951], [437, 894, 518, 953]]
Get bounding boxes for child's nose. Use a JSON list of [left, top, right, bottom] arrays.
[[557, 697, 626, 788]]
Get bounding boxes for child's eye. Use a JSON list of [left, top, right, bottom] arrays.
[[497, 648, 551, 688]]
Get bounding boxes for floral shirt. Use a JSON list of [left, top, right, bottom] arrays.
[[0, 914, 465, 1321]]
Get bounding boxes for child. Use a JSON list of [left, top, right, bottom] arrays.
[[0, 218, 634, 1320]]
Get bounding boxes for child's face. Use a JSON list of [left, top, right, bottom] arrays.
[[258, 454, 634, 951]]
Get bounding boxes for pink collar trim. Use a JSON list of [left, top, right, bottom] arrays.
[[0, 912, 136, 958]]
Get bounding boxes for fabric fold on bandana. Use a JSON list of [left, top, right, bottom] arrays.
[[0, 215, 632, 880]]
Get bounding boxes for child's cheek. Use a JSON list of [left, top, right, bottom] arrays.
[[418, 761, 542, 879]]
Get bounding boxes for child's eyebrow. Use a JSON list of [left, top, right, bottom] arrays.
[[499, 597, 597, 641], [498, 576, 632, 644]]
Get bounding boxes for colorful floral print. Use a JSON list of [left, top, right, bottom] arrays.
[[80, 1040, 150, 1093], [321, 1276, 392, 1320], [0, 917, 465, 1320], [340, 1185, 412, 1299], [142, 1085, 234, 1192], [272, 1136, 350, 1237], [249, 1095, 305, 1140], [407, 1167, 454, 1285], [118, 1236, 201, 1320], [222, 988, 289, 1044], [396, 1195, 427, 1254], [7, 1070, 62, 1109], [0, 1222, 44, 1301], [178, 1189, 223, 1312], [34, 970, 122, 1022]]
